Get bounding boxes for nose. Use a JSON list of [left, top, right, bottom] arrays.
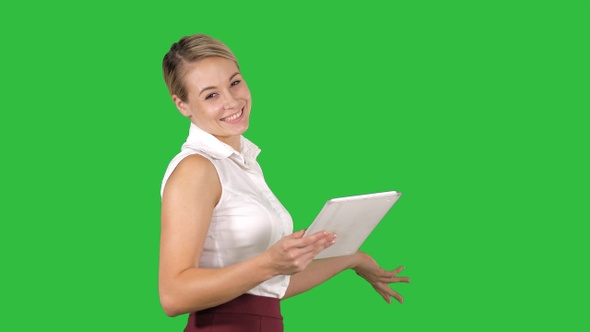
[[223, 91, 240, 110]]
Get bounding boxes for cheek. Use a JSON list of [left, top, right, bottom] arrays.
[[194, 103, 222, 121], [238, 84, 252, 100]]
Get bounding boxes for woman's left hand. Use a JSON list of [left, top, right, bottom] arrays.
[[352, 252, 410, 304]]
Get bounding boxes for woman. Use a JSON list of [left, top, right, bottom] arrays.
[[159, 34, 409, 332]]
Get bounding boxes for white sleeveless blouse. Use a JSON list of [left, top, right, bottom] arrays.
[[161, 123, 293, 298]]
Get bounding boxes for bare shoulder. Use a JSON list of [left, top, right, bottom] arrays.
[[163, 154, 221, 205], [174, 154, 216, 177]]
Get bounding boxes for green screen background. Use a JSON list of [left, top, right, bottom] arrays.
[[1, 0, 588, 330]]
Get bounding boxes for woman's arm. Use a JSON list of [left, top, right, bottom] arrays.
[[283, 252, 410, 303], [282, 254, 360, 298], [159, 155, 335, 316]]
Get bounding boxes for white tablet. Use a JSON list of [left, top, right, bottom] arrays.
[[304, 191, 402, 259]]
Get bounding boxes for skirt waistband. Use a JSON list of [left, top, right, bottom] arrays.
[[195, 294, 282, 319]]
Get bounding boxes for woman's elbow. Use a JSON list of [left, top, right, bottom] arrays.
[[161, 305, 181, 317], [159, 291, 184, 317]]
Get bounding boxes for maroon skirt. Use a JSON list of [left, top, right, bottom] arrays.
[[184, 294, 283, 332]]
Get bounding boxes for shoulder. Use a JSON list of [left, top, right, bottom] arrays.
[[163, 154, 221, 202], [175, 153, 216, 174]]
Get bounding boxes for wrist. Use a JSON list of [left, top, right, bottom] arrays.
[[256, 251, 281, 280], [350, 251, 366, 271]]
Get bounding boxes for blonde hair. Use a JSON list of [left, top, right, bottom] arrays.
[[162, 34, 238, 102]]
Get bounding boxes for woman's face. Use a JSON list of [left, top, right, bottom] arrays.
[[174, 57, 251, 148]]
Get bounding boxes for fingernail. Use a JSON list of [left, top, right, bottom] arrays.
[[333, 233, 338, 238]]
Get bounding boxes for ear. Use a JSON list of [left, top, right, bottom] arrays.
[[172, 94, 191, 118]]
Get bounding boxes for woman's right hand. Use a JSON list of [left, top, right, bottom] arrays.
[[264, 230, 337, 275]]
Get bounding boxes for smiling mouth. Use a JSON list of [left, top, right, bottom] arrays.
[[220, 108, 244, 122]]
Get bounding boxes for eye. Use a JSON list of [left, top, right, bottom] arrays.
[[205, 93, 218, 100], [230, 80, 241, 87]]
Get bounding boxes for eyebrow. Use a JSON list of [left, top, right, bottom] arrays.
[[198, 72, 241, 97]]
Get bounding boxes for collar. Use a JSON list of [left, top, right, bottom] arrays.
[[181, 123, 261, 168]]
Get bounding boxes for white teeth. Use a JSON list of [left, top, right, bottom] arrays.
[[221, 109, 243, 122]]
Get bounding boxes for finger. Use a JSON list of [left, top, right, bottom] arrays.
[[379, 276, 411, 283], [379, 269, 398, 279], [392, 266, 405, 275], [306, 230, 334, 243], [280, 230, 320, 250], [295, 231, 335, 249], [289, 230, 327, 247], [387, 287, 404, 304], [313, 236, 336, 254], [289, 236, 333, 260], [299, 234, 336, 256], [380, 291, 392, 304], [376, 266, 406, 280], [316, 232, 337, 250], [289, 229, 306, 239]]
